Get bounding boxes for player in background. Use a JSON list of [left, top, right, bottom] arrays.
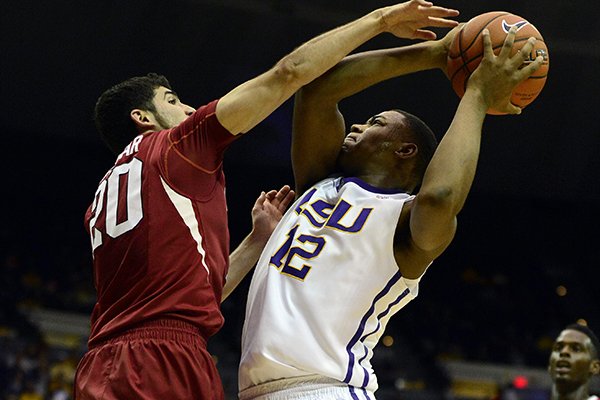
[[74, 1, 460, 399], [238, 24, 544, 399], [548, 323, 600, 400]]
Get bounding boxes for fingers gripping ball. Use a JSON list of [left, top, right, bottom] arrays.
[[447, 11, 550, 114]]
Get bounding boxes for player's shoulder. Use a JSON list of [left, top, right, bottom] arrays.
[[113, 132, 162, 162], [397, 197, 414, 225]]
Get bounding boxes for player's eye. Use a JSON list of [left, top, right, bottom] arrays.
[[552, 343, 561, 351], [168, 98, 177, 105]]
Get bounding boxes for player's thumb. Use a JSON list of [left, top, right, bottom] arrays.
[[506, 104, 522, 115]]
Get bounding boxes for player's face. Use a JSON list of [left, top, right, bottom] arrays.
[[150, 86, 195, 129], [338, 110, 406, 172], [548, 330, 595, 387]]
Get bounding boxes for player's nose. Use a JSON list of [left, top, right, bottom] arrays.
[[350, 124, 364, 133], [182, 104, 195, 115]]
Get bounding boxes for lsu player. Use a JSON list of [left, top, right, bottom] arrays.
[[239, 21, 544, 400]]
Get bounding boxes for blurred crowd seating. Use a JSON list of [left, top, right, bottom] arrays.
[[3, 237, 595, 400]]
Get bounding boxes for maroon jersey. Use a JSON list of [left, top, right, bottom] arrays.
[[84, 100, 237, 346]]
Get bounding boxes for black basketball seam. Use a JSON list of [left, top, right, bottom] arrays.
[[461, 13, 510, 56], [450, 26, 470, 90], [453, 13, 509, 95], [460, 13, 511, 95], [451, 27, 466, 86]]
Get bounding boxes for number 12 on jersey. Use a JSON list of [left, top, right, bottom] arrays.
[[269, 225, 325, 281]]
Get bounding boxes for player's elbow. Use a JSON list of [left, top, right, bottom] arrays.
[[417, 186, 459, 215], [272, 57, 305, 89], [271, 55, 340, 101], [273, 51, 331, 89]]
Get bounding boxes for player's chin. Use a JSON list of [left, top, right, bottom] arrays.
[[551, 371, 572, 382], [340, 141, 356, 152]]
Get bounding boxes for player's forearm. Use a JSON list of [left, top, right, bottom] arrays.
[[222, 232, 267, 302], [217, 11, 388, 135], [301, 40, 445, 103], [418, 87, 488, 215], [276, 10, 386, 90]]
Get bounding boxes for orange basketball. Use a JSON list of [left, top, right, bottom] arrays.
[[447, 11, 550, 114]]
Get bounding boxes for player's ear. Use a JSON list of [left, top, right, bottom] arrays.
[[394, 143, 418, 159], [590, 359, 600, 375], [130, 109, 154, 130]]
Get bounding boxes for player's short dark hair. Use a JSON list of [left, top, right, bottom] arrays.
[[565, 323, 600, 359], [391, 109, 438, 185], [94, 73, 172, 154]]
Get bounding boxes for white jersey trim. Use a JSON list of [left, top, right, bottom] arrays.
[[160, 176, 210, 277], [239, 375, 375, 400]]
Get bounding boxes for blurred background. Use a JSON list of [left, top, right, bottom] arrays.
[[1, 0, 599, 399]]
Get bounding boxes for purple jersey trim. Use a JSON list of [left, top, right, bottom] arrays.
[[357, 287, 410, 387], [343, 271, 410, 386], [339, 177, 409, 195], [349, 385, 373, 400]]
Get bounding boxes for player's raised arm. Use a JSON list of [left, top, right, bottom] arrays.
[[222, 186, 294, 302], [408, 28, 544, 253], [216, 0, 459, 136], [292, 25, 461, 194]]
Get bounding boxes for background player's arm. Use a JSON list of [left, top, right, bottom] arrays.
[[407, 29, 543, 262], [222, 186, 294, 302], [292, 31, 458, 194], [216, 0, 458, 136]]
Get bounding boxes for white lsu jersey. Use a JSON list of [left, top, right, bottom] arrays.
[[239, 176, 428, 396]]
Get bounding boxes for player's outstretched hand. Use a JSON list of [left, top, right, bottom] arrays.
[[251, 185, 295, 241], [380, 0, 459, 40], [467, 26, 544, 114]]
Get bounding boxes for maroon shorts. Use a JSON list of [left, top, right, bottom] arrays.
[[74, 319, 224, 400]]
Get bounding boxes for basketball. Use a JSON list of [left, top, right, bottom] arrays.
[[447, 11, 550, 114]]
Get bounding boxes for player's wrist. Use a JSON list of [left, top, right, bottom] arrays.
[[367, 8, 388, 35], [248, 227, 272, 245], [426, 40, 449, 70], [462, 86, 491, 113]]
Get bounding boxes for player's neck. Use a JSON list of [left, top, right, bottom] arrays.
[[551, 384, 590, 400], [353, 172, 413, 193]]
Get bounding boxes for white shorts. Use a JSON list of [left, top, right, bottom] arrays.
[[238, 375, 376, 400]]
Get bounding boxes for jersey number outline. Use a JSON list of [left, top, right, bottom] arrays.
[[269, 225, 325, 281], [88, 158, 144, 253]]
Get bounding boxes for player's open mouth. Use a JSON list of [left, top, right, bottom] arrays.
[[555, 360, 571, 370]]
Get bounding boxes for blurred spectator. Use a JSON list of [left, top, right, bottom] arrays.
[[548, 324, 599, 400]]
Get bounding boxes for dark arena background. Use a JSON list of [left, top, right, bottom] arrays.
[[1, 1, 599, 399]]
